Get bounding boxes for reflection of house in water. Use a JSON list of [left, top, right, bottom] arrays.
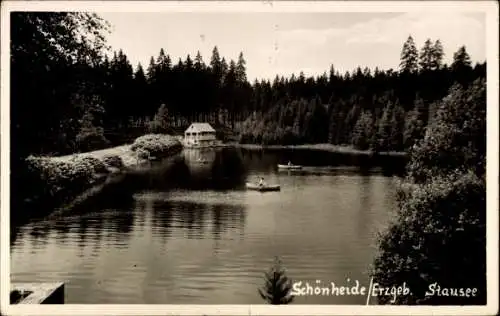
[[183, 148, 217, 176], [184, 123, 217, 148]]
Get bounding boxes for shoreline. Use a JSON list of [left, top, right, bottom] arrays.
[[15, 135, 182, 225], [232, 143, 407, 157], [50, 144, 148, 169]]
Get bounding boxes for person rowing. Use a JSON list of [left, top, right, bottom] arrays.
[[258, 177, 266, 187], [288, 161, 292, 166]]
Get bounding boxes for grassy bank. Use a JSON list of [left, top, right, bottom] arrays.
[[233, 143, 407, 157], [16, 134, 182, 223]]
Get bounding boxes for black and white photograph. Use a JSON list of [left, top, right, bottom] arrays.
[[1, 1, 498, 315]]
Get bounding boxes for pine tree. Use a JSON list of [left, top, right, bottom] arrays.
[[185, 54, 193, 70], [134, 63, 146, 81], [74, 94, 109, 152], [403, 96, 427, 149], [210, 46, 222, 80], [194, 50, 204, 71], [399, 35, 419, 74], [451, 46, 472, 71], [352, 111, 375, 150], [132, 63, 148, 118], [221, 57, 229, 80], [328, 65, 336, 85], [430, 39, 444, 70], [389, 104, 405, 151], [376, 100, 395, 150], [156, 48, 171, 73], [146, 56, 156, 83], [235, 51, 247, 83], [176, 57, 184, 70], [419, 39, 434, 72], [149, 103, 170, 133], [258, 257, 294, 305]]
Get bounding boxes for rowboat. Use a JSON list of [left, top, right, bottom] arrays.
[[246, 182, 281, 192], [277, 164, 302, 170]]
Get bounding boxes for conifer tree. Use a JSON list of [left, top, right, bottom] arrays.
[[419, 39, 434, 72], [430, 39, 444, 70], [352, 111, 375, 150], [194, 50, 204, 71], [185, 54, 193, 70], [403, 96, 427, 149], [146, 56, 156, 83], [210, 46, 223, 81], [221, 57, 229, 81], [399, 35, 419, 74], [236, 52, 247, 83], [258, 257, 294, 305], [451, 46, 472, 71], [389, 104, 405, 151], [376, 101, 395, 150]]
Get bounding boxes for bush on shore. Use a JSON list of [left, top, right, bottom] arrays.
[[16, 134, 180, 223], [102, 154, 124, 169], [130, 134, 182, 159], [23, 134, 180, 203], [25, 155, 110, 200]]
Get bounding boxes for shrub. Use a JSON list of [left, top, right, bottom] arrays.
[[25, 156, 91, 199], [70, 155, 109, 175], [258, 257, 295, 305], [24, 154, 109, 201], [75, 111, 110, 152], [75, 130, 110, 152], [135, 148, 150, 160], [131, 134, 182, 159], [103, 155, 124, 169]]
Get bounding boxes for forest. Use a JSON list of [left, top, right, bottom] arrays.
[[11, 13, 486, 163]]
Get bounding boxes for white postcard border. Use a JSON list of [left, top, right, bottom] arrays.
[[1, 1, 498, 315]]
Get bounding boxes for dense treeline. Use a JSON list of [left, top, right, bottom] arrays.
[[11, 12, 485, 162], [239, 36, 486, 151]]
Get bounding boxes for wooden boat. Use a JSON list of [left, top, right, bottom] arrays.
[[246, 182, 281, 192], [277, 164, 302, 170]]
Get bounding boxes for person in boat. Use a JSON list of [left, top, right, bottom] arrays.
[[288, 161, 292, 166], [258, 177, 266, 186]]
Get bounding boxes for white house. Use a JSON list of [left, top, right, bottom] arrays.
[[184, 123, 217, 147]]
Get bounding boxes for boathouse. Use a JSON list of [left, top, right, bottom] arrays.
[[184, 123, 217, 146]]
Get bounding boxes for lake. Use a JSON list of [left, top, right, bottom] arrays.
[[10, 147, 404, 304]]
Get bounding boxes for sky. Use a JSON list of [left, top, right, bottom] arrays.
[[98, 11, 486, 81]]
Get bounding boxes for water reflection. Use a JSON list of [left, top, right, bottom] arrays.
[[138, 192, 247, 241], [237, 148, 405, 176]]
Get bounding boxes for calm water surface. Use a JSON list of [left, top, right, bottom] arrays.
[[11, 148, 402, 304]]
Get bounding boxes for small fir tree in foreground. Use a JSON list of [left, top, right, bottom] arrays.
[[258, 257, 294, 305]]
